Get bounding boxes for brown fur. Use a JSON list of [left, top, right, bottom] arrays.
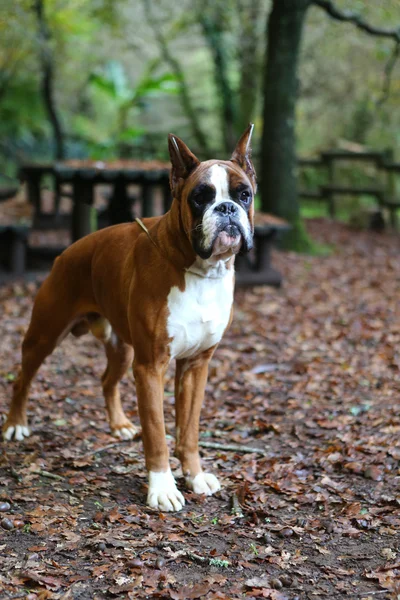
[[3, 127, 255, 509]]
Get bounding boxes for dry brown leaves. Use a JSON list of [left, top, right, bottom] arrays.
[[1, 218, 400, 599]]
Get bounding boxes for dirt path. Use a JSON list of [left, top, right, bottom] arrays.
[[1, 219, 399, 599]]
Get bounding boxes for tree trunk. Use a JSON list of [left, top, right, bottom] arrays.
[[34, 0, 65, 160], [199, 2, 236, 152], [237, 0, 263, 134], [260, 0, 311, 249]]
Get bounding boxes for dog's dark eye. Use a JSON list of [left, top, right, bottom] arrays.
[[191, 185, 215, 205], [192, 191, 205, 204], [239, 189, 251, 203]]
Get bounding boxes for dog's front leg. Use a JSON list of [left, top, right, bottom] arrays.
[[133, 362, 185, 512], [175, 349, 221, 496]]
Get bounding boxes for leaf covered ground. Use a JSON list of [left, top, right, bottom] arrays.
[[0, 218, 400, 599]]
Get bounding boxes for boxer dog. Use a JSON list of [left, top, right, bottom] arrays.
[[2, 125, 256, 511]]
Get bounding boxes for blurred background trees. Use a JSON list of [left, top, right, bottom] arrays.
[[0, 0, 399, 247]]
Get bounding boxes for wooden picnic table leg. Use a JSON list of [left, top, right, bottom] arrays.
[[109, 177, 132, 224], [328, 192, 335, 219], [389, 207, 398, 229], [26, 172, 43, 223], [9, 229, 27, 276], [142, 183, 154, 218], [254, 231, 282, 287], [255, 231, 275, 271], [323, 157, 336, 218], [72, 179, 95, 241], [162, 180, 172, 213], [54, 176, 61, 221]]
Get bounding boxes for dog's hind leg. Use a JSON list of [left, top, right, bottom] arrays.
[[3, 285, 77, 441], [95, 324, 136, 440]]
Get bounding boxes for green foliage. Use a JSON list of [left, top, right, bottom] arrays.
[[74, 60, 179, 158], [209, 558, 230, 568], [1, 0, 400, 240], [0, 0, 182, 163], [299, 0, 400, 156], [0, 76, 46, 139], [89, 61, 179, 107]]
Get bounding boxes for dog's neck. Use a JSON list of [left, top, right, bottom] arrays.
[[148, 200, 194, 270], [185, 255, 234, 279], [149, 199, 234, 279]]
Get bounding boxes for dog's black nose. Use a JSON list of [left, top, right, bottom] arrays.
[[215, 202, 238, 216]]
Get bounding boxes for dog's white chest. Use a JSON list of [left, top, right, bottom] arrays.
[[167, 269, 234, 360]]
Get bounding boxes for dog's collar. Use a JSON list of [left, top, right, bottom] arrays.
[[134, 218, 231, 279], [134, 217, 158, 248], [135, 217, 201, 276]]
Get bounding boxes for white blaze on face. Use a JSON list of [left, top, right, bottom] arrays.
[[201, 164, 251, 255], [201, 165, 228, 250], [210, 163, 230, 201]]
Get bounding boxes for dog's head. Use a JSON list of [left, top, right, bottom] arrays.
[[168, 125, 256, 260]]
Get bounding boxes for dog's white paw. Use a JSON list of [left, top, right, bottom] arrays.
[[187, 472, 221, 496], [147, 470, 185, 512], [3, 425, 30, 442], [111, 423, 138, 440]]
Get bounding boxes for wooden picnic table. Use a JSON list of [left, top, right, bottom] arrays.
[[54, 159, 172, 241], [19, 163, 57, 226], [19, 160, 172, 238], [12, 160, 289, 286]]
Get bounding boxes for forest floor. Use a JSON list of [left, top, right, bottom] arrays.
[[0, 218, 400, 600]]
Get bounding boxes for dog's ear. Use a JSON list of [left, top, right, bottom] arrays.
[[168, 134, 200, 196], [231, 124, 256, 190]]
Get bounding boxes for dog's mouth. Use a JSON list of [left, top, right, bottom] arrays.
[[212, 223, 242, 256], [193, 215, 253, 260]]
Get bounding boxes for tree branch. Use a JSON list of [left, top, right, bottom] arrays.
[[199, 440, 268, 456], [142, 1, 210, 156], [312, 0, 400, 42], [34, 0, 65, 160], [378, 41, 400, 107], [313, 1, 400, 105]]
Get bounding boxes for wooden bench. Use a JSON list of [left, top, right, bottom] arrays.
[[320, 184, 385, 218], [235, 213, 290, 287], [299, 189, 324, 201], [298, 150, 395, 222], [0, 225, 29, 276], [0, 186, 19, 201], [0, 182, 30, 275], [380, 162, 400, 228]]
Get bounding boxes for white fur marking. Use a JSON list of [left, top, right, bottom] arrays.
[[186, 472, 221, 495], [202, 165, 230, 250], [3, 427, 14, 441], [112, 425, 137, 440], [167, 262, 234, 360], [147, 469, 185, 512], [210, 164, 229, 201], [3, 425, 30, 442]]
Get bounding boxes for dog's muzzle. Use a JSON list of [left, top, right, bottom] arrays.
[[197, 201, 253, 259]]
